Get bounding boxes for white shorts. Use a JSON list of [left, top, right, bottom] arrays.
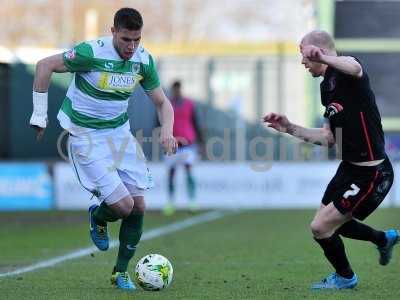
[[164, 144, 198, 168], [67, 123, 154, 205]]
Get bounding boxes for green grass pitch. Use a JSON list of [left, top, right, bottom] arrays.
[[0, 209, 399, 299]]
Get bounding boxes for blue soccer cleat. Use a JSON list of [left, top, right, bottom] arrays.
[[88, 204, 109, 251], [378, 229, 399, 266], [111, 267, 136, 291], [311, 273, 358, 290]]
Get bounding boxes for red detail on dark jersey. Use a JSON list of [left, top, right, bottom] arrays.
[[331, 102, 343, 112], [352, 171, 379, 213], [360, 112, 374, 161], [340, 199, 351, 209]]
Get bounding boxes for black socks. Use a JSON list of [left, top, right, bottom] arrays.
[[336, 220, 387, 248], [314, 234, 354, 279]]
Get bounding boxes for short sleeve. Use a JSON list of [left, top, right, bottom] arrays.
[[140, 54, 160, 91], [63, 42, 94, 73], [342, 56, 367, 82]]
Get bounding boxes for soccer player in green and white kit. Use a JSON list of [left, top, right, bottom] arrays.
[[29, 8, 177, 291]]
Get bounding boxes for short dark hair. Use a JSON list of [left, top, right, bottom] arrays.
[[171, 80, 181, 89], [114, 8, 143, 30]]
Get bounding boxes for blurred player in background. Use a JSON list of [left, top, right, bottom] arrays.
[[264, 30, 398, 290], [29, 7, 177, 291], [163, 80, 204, 216]]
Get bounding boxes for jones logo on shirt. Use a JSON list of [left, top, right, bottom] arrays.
[[109, 74, 134, 87], [99, 73, 142, 91]]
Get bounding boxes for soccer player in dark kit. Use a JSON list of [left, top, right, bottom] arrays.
[[263, 30, 398, 290]]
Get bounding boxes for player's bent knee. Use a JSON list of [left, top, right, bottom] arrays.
[[109, 195, 134, 219], [104, 183, 131, 213], [132, 197, 146, 214], [118, 207, 133, 219], [135, 203, 146, 214], [310, 220, 326, 238], [124, 183, 146, 214], [121, 200, 134, 218]]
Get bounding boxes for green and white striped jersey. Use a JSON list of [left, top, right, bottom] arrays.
[[57, 36, 160, 135]]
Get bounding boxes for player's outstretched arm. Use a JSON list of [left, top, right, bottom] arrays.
[[263, 112, 335, 147], [322, 55, 363, 78], [30, 54, 68, 140], [147, 86, 178, 155], [34, 54, 68, 92], [300, 45, 363, 78]]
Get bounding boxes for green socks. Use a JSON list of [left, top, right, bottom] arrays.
[[187, 173, 196, 200], [168, 170, 196, 200], [93, 202, 119, 226], [168, 178, 175, 200], [93, 202, 144, 272], [115, 212, 144, 272]]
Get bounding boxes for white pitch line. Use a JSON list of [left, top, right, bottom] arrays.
[[0, 211, 226, 278]]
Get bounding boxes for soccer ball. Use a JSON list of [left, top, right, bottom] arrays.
[[134, 254, 173, 291]]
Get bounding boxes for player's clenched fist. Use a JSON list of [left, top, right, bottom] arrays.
[[300, 44, 326, 63]]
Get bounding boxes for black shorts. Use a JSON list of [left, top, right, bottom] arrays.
[[321, 156, 394, 220]]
